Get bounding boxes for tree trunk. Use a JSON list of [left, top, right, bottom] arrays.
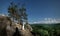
[[22, 22, 25, 30], [22, 24, 24, 30]]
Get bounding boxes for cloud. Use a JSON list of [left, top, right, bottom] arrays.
[[0, 14, 8, 17], [30, 18, 60, 24], [0, 14, 5, 16]]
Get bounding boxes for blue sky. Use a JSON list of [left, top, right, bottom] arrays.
[[0, 0, 60, 24]]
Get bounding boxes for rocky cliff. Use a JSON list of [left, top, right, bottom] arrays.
[[0, 16, 33, 36]]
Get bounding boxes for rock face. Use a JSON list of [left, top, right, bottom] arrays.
[[25, 24, 33, 31], [19, 30, 33, 36], [0, 16, 12, 36], [0, 16, 33, 36]]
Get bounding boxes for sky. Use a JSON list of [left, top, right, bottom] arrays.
[[0, 0, 60, 24]]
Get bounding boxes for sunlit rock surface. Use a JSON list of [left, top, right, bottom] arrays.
[[0, 15, 33, 36]]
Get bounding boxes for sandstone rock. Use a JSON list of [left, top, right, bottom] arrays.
[[25, 24, 33, 31], [0, 16, 12, 36], [0, 16, 33, 36]]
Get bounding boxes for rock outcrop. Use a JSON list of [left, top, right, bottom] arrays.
[[0, 16, 33, 36]]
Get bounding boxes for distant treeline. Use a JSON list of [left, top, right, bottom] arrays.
[[30, 23, 60, 36]]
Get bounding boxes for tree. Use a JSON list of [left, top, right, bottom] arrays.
[[19, 4, 28, 30], [8, 2, 17, 22], [8, 2, 28, 30]]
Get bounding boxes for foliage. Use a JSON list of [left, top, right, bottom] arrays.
[[31, 23, 60, 36], [8, 2, 28, 25]]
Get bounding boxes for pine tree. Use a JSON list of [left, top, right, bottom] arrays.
[[8, 2, 17, 22], [8, 2, 28, 30]]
